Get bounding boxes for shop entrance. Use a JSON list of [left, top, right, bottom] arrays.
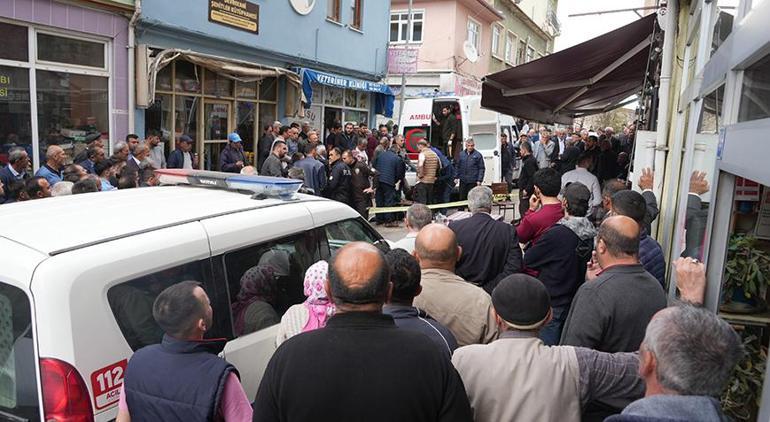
[[323, 107, 342, 139], [203, 101, 230, 171]]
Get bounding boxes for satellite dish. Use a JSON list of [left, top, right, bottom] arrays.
[[463, 41, 479, 63]]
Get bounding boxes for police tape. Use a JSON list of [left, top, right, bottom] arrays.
[[368, 200, 469, 215]]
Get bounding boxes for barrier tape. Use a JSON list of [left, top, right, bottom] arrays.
[[368, 200, 470, 215]]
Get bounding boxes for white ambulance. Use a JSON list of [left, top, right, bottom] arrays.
[[0, 170, 386, 421], [399, 95, 519, 187]]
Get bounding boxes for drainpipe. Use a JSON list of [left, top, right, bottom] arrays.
[[651, 0, 677, 236], [128, 0, 142, 137]]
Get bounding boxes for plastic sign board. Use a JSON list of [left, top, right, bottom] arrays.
[[209, 0, 259, 34]]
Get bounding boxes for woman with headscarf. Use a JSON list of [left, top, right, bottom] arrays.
[[275, 260, 335, 346], [232, 265, 280, 336]]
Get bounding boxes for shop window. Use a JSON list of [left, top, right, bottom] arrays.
[[311, 82, 323, 103], [344, 110, 367, 127], [37, 33, 105, 69], [466, 19, 480, 51], [236, 81, 257, 99], [325, 86, 344, 106], [327, 0, 341, 22], [344, 90, 357, 108], [237, 101, 255, 155], [259, 77, 277, 102], [174, 61, 201, 94], [0, 22, 28, 62], [205, 103, 229, 141], [145, 94, 173, 146], [107, 259, 228, 351], [697, 85, 725, 134], [357, 91, 369, 109], [0, 66, 32, 160], [258, 104, 276, 142], [350, 0, 363, 31], [203, 69, 233, 98], [36, 70, 108, 162], [175, 96, 199, 141], [156, 64, 172, 92], [738, 53, 770, 123], [221, 231, 322, 337]]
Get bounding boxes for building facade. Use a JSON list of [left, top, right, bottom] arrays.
[[0, 0, 133, 171], [487, 0, 559, 74], [385, 0, 558, 121], [136, 0, 392, 170]]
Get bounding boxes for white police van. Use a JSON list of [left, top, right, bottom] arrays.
[[0, 170, 385, 421]]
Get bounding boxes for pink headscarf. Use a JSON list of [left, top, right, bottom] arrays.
[[302, 260, 335, 332]]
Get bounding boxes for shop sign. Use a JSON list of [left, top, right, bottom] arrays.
[[387, 48, 419, 74], [209, 0, 259, 34], [454, 74, 481, 96], [735, 177, 760, 202]]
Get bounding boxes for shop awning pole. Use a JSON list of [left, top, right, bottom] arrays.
[[397, 0, 413, 131]]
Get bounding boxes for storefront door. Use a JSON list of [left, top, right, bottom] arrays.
[[203, 100, 231, 171]]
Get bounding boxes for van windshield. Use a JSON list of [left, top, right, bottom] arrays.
[[0, 282, 40, 421], [471, 133, 496, 150]]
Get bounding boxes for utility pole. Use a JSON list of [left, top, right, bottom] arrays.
[[396, 0, 413, 132]]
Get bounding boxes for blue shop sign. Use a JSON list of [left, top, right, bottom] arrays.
[[297, 67, 395, 117]]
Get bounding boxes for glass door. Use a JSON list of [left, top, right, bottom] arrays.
[[203, 101, 231, 171]]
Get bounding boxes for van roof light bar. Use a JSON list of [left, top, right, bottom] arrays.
[[155, 169, 303, 200]]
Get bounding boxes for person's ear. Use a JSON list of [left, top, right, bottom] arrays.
[[197, 317, 207, 333], [456, 245, 463, 263], [596, 238, 607, 255], [412, 249, 421, 264], [639, 345, 656, 378]]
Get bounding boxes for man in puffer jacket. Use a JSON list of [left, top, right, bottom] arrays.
[[523, 182, 596, 345], [610, 190, 666, 287]]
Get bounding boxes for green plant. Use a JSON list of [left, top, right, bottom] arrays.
[[724, 235, 770, 300], [722, 333, 767, 421]]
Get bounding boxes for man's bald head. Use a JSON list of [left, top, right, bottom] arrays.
[[328, 242, 390, 305], [414, 224, 461, 268], [598, 215, 640, 258]]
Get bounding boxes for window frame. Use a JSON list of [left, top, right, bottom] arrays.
[[35, 29, 109, 73], [467, 17, 481, 51], [350, 0, 363, 32], [491, 24, 503, 60], [389, 9, 425, 44], [320, 217, 384, 258], [327, 0, 342, 23]]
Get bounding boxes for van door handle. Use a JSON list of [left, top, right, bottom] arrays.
[[493, 151, 499, 156]]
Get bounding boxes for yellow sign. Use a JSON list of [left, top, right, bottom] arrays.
[[209, 0, 259, 33]]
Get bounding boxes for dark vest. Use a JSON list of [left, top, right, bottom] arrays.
[[450, 213, 512, 289], [124, 335, 237, 422]]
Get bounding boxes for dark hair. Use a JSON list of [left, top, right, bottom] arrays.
[[6, 180, 26, 201], [86, 146, 101, 160], [290, 122, 300, 129], [602, 179, 627, 200], [385, 249, 421, 302], [263, 124, 272, 131], [72, 177, 100, 194], [533, 168, 561, 197], [94, 159, 114, 177], [328, 249, 390, 305], [146, 129, 160, 138], [63, 165, 84, 183], [563, 182, 591, 217], [332, 122, 342, 130], [25, 176, 46, 198], [118, 169, 139, 189], [520, 141, 532, 153], [272, 140, 286, 151], [125, 134, 139, 142], [152, 280, 207, 338], [598, 222, 639, 257], [303, 143, 316, 154], [330, 147, 342, 156], [279, 126, 292, 136], [291, 152, 304, 163], [378, 124, 387, 130], [577, 152, 594, 167], [611, 190, 647, 225]]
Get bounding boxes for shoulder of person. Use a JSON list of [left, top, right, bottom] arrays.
[[451, 343, 488, 366]]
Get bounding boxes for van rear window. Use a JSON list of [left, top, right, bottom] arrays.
[[0, 283, 40, 421]]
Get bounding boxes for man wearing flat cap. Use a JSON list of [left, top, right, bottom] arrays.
[[451, 274, 644, 422]]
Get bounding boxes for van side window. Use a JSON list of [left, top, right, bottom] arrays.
[[221, 230, 322, 337], [323, 218, 382, 255], [107, 260, 225, 351], [0, 282, 39, 421]]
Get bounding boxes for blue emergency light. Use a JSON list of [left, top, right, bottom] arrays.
[[155, 169, 303, 200]]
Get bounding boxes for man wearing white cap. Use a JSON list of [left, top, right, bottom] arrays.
[[220, 132, 246, 173]]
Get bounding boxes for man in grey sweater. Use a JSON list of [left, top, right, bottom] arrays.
[[260, 140, 288, 178]]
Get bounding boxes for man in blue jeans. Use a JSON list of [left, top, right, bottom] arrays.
[[374, 144, 406, 226]]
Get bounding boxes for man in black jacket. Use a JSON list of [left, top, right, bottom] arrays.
[[449, 186, 522, 294], [517, 141, 538, 221], [324, 147, 352, 205], [253, 242, 473, 422]]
